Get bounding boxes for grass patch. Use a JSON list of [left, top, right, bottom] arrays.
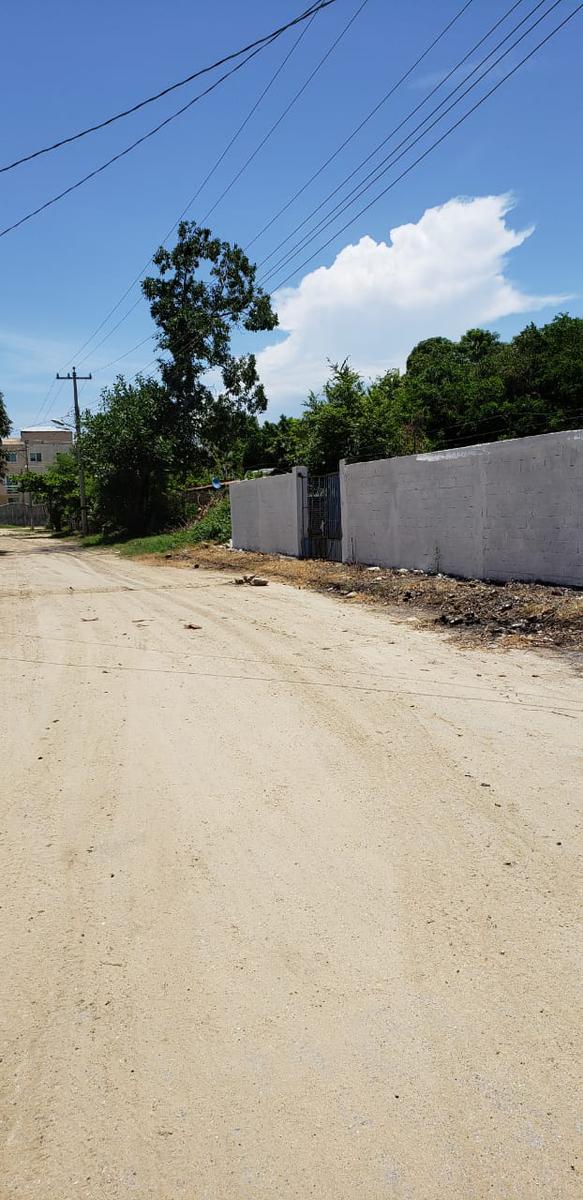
[[78, 496, 232, 557]]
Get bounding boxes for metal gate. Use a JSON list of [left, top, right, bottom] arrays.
[[302, 472, 342, 561]]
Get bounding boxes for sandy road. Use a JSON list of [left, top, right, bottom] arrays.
[[0, 531, 581, 1199]]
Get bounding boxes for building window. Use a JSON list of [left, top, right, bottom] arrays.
[[29, 452, 42, 463], [6, 452, 17, 462]]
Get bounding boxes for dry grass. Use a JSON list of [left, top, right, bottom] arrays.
[[147, 543, 583, 652]]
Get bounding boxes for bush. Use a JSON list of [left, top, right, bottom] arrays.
[[107, 495, 232, 557]]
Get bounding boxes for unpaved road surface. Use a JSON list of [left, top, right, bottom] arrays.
[[1, 532, 581, 1199]]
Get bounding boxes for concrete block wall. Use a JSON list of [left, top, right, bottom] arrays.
[[340, 430, 583, 585], [229, 467, 306, 557]]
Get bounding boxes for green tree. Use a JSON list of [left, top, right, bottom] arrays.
[[303, 361, 366, 473], [17, 452, 81, 531], [142, 221, 278, 474], [300, 361, 405, 472], [82, 375, 176, 535], [503, 314, 583, 434], [355, 369, 406, 460]]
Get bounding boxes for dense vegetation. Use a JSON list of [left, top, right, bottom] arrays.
[[2, 217, 582, 539], [240, 314, 583, 475]]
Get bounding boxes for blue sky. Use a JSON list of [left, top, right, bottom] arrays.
[[1, 0, 581, 430]]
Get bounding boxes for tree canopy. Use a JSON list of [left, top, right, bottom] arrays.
[[141, 220, 278, 474], [82, 375, 176, 535], [16, 452, 80, 531]]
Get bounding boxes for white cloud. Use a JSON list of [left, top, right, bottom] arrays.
[[257, 194, 564, 414]]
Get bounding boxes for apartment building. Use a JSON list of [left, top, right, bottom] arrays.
[[1, 427, 73, 503]]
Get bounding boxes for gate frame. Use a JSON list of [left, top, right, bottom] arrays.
[[301, 470, 343, 562]]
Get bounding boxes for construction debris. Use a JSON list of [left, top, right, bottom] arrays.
[[158, 546, 582, 650], [234, 574, 268, 587]]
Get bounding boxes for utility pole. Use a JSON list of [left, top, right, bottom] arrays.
[[23, 438, 34, 530], [56, 367, 91, 535]]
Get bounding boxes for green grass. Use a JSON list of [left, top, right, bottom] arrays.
[[78, 496, 231, 557]]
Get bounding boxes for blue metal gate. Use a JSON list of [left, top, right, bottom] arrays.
[[302, 472, 342, 561]]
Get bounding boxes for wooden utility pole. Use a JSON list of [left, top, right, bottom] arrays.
[[56, 367, 91, 536]]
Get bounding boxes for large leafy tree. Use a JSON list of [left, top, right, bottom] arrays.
[[142, 221, 278, 474], [401, 317, 583, 446], [17, 452, 80, 531], [401, 333, 495, 445], [82, 375, 176, 535]]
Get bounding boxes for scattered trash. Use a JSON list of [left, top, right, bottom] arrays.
[[366, 566, 381, 572], [81, 617, 98, 622], [158, 545, 583, 649], [184, 623, 202, 630]]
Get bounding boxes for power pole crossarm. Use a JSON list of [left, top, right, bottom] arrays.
[[56, 367, 91, 536]]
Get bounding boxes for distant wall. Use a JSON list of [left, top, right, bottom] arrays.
[[341, 430, 583, 585], [0, 501, 49, 526], [230, 467, 306, 557]]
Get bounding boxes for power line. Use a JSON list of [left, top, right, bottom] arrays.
[[264, 1, 580, 290], [201, 0, 371, 224], [83, 2, 568, 416], [77, 0, 576, 424], [0, 3, 341, 241], [70, 5, 322, 369], [0, 1, 339, 175], [0, 40, 286, 240], [259, 0, 555, 279], [65, 0, 531, 378], [58, 0, 367, 380], [58, 0, 468, 374], [93, 335, 155, 374], [245, 0, 477, 252], [76, 298, 144, 367], [178, 11, 321, 228]]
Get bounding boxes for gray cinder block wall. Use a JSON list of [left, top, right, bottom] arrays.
[[340, 430, 583, 585], [229, 467, 306, 557]]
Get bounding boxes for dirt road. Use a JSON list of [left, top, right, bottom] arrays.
[[1, 532, 581, 1199]]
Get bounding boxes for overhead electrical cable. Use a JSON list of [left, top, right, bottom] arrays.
[[0, 1, 339, 175], [59, 0, 367, 372], [200, 0, 371, 223], [81, 0, 573, 421], [266, 4, 583, 291], [245, 0, 478, 251], [258, 0, 553, 276], [260, 0, 569, 284], [0, 3, 340, 240], [70, 5, 325, 368]]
